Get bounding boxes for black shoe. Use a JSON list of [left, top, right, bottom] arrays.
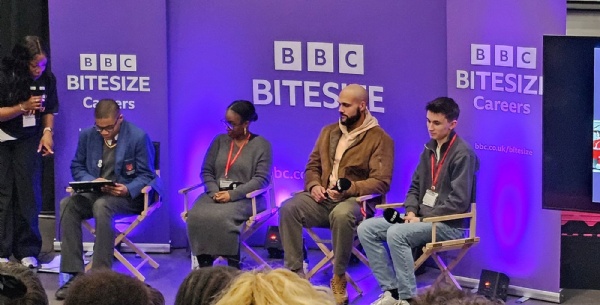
[[55, 274, 80, 300]]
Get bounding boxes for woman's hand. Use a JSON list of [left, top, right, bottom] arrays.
[[21, 96, 43, 115], [38, 130, 54, 156], [213, 191, 231, 203]]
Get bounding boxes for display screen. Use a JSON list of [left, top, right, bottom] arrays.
[[543, 36, 600, 212]]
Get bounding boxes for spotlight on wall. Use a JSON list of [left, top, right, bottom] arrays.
[[265, 226, 283, 259], [477, 269, 510, 301]]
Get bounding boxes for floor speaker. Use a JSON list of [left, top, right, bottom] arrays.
[[477, 269, 509, 301]]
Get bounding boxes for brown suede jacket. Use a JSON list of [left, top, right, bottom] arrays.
[[304, 122, 394, 214]]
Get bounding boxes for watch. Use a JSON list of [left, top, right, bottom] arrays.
[[43, 127, 53, 135]]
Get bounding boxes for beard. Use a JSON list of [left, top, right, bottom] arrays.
[[341, 110, 361, 127]]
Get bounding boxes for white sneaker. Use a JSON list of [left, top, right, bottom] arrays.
[[303, 261, 309, 274], [20, 257, 38, 268], [0, 257, 9, 263], [370, 291, 408, 305]]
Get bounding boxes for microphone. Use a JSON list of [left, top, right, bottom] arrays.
[[383, 208, 405, 224], [325, 178, 351, 199], [333, 178, 351, 192]]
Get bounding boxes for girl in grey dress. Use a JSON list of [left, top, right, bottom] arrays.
[[186, 100, 272, 269]]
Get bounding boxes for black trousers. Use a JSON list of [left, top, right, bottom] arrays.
[[0, 135, 42, 259]]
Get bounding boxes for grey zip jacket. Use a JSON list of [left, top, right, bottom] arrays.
[[403, 130, 480, 228]]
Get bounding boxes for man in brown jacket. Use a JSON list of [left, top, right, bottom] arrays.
[[279, 84, 394, 305]]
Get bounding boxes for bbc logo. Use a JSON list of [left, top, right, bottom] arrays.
[[79, 54, 137, 72], [274, 41, 364, 75], [470, 44, 536, 69]]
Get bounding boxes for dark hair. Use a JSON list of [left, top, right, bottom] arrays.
[[174, 266, 240, 305], [64, 270, 150, 305], [2, 36, 47, 77], [411, 284, 504, 305], [94, 99, 121, 119], [425, 97, 460, 121], [0, 262, 48, 305], [228, 100, 258, 122], [147, 284, 165, 305], [1, 36, 48, 104]]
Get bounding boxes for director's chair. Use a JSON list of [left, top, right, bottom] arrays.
[[179, 182, 277, 269], [304, 193, 382, 295], [70, 142, 162, 281], [375, 202, 479, 289]]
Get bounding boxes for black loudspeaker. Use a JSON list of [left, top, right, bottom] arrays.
[[477, 269, 509, 301], [264, 226, 283, 259]]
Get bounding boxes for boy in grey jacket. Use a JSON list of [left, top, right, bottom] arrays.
[[357, 97, 479, 305]]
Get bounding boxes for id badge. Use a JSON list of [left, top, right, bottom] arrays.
[[22, 114, 35, 127], [219, 178, 234, 190], [422, 189, 438, 207]]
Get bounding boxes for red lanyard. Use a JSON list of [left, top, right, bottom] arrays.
[[225, 134, 251, 178], [430, 134, 457, 191]]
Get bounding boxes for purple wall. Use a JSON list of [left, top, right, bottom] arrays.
[[167, 0, 448, 247], [49, 0, 169, 243], [447, 0, 565, 293], [46, 0, 566, 294]]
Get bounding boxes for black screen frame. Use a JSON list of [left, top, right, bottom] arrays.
[[543, 35, 600, 213]]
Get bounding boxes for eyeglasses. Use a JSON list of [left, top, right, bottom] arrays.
[[221, 119, 243, 130], [94, 117, 120, 133]]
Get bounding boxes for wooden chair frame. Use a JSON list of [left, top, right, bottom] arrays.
[[375, 202, 479, 289], [179, 183, 277, 269], [68, 142, 162, 281], [304, 193, 381, 295]]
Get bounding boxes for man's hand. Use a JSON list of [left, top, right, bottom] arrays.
[[101, 183, 129, 197], [404, 211, 421, 223], [326, 189, 344, 202], [310, 185, 327, 203], [37, 132, 54, 156], [213, 191, 231, 203]]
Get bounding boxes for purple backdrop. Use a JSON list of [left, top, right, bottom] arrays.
[[447, 0, 565, 295], [48, 0, 169, 244], [46, 0, 567, 296], [167, 0, 448, 247]]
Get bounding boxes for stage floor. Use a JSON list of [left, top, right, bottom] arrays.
[[33, 248, 600, 305]]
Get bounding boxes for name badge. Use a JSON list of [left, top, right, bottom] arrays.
[[219, 178, 234, 191], [422, 189, 438, 207], [22, 114, 35, 127]]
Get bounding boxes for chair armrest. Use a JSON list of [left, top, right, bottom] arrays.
[[178, 183, 205, 195], [180, 183, 206, 221], [246, 185, 272, 199], [142, 185, 152, 193], [422, 212, 473, 223], [356, 193, 381, 202], [375, 203, 404, 209]]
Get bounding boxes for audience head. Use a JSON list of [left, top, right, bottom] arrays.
[[5, 36, 48, 80], [147, 283, 165, 305], [213, 268, 335, 305], [224, 100, 257, 139], [411, 284, 504, 305], [174, 266, 240, 305], [63, 270, 151, 305], [0, 262, 48, 305], [94, 99, 123, 140], [338, 84, 369, 128], [425, 97, 459, 143]]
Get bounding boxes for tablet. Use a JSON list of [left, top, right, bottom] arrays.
[[69, 181, 116, 193]]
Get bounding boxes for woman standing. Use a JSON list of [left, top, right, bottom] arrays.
[[186, 100, 272, 269], [0, 36, 59, 268]]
